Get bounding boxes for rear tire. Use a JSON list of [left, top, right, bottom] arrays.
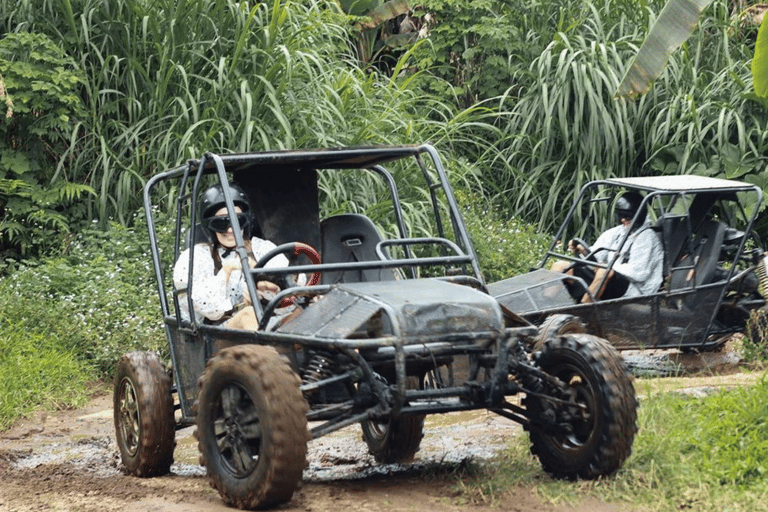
[[747, 306, 768, 346], [196, 345, 309, 509], [524, 333, 637, 479], [113, 351, 176, 477], [361, 376, 424, 463]]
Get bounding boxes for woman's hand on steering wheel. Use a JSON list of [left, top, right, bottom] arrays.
[[252, 242, 322, 308]]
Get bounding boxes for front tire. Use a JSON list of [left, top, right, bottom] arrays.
[[361, 376, 424, 464], [196, 345, 309, 510], [113, 351, 176, 477], [524, 333, 637, 479]]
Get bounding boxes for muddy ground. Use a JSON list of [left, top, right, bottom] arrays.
[[0, 349, 758, 512]]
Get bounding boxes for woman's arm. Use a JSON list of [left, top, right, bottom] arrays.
[[173, 244, 233, 321]]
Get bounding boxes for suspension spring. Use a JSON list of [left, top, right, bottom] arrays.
[[301, 350, 336, 385]]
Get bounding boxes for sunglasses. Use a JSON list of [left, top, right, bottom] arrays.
[[205, 213, 250, 233]]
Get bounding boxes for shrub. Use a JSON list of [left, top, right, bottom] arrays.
[[0, 210, 172, 377], [456, 190, 550, 283], [0, 32, 94, 260]]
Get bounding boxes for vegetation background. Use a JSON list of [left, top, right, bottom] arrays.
[[1, 0, 768, 509]]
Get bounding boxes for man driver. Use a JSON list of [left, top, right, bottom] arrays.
[[552, 192, 663, 302]]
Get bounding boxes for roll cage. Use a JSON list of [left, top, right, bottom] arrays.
[[143, 144, 487, 423]]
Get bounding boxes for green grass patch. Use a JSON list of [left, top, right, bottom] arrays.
[[0, 320, 92, 431], [470, 373, 768, 511], [0, 212, 173, 430]]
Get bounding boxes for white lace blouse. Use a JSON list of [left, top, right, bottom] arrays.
[[173, 237, 289, 323]]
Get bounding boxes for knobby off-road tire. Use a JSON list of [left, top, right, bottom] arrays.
[[524, 333, 637, 479], [196, 345, 309, 510], [361, 376, 424, 464], [747, 306, 768, 348], [532, 314, 586, 351], [113, 351, 176, 477]]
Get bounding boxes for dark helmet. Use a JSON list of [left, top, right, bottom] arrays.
[[199, 183, 252, 239], [615, 191, 646, 227]]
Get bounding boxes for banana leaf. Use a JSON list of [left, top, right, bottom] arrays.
[[754, 15, 768, 98], [615, 0, 714, 98], [355, 0, 410, 30], [338, 0, 381, 16]]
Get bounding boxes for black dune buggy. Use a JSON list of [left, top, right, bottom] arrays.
[[488, 176, 767, 351], [114, 145, 637, 510]]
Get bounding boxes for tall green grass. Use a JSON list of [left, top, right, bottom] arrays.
[[487, 0, 768, 233], [1, 0, 488, 230]]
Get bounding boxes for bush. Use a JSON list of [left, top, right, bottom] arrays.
[[0, 32, 94, 260], [457, 190, 550, 283], [0, 210, 172, 378]]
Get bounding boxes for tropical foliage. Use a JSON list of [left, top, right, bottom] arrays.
[[333, 0, 414, 68], [0, 0, 486, 261], [617, 0, 768, 104], [0, 32, 94, 260], [483, 0, 768, 233], [3, 0, 768, 252]]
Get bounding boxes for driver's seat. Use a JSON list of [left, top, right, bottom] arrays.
[[320, 213, 399, 284]]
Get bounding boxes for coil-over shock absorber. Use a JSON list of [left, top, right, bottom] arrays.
[[756, 253, 768, 299], [300, 349, 353, 404], [301, 350, 336, 385]]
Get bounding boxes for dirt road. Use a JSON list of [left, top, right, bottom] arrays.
[[0, 352, 756, 512], [0, 386, 641, 512]]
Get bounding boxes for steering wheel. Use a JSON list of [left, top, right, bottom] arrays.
[[565, 237, 610, 276], [252, 242, 321, 307]]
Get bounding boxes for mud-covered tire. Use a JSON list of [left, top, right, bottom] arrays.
[[361, 376, 424, 464], [113, 351, 176, 477], [196, 345, 309, 510], [524, 333, 637, 479], [533, 314, 586, 351], [747, 306, 768, 347]]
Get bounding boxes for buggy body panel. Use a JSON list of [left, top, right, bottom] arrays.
[[277, 279, 505, 343]]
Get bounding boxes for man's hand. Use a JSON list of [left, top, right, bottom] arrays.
[[568, 239, 587, 256], [582, 267, 615, 303]]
